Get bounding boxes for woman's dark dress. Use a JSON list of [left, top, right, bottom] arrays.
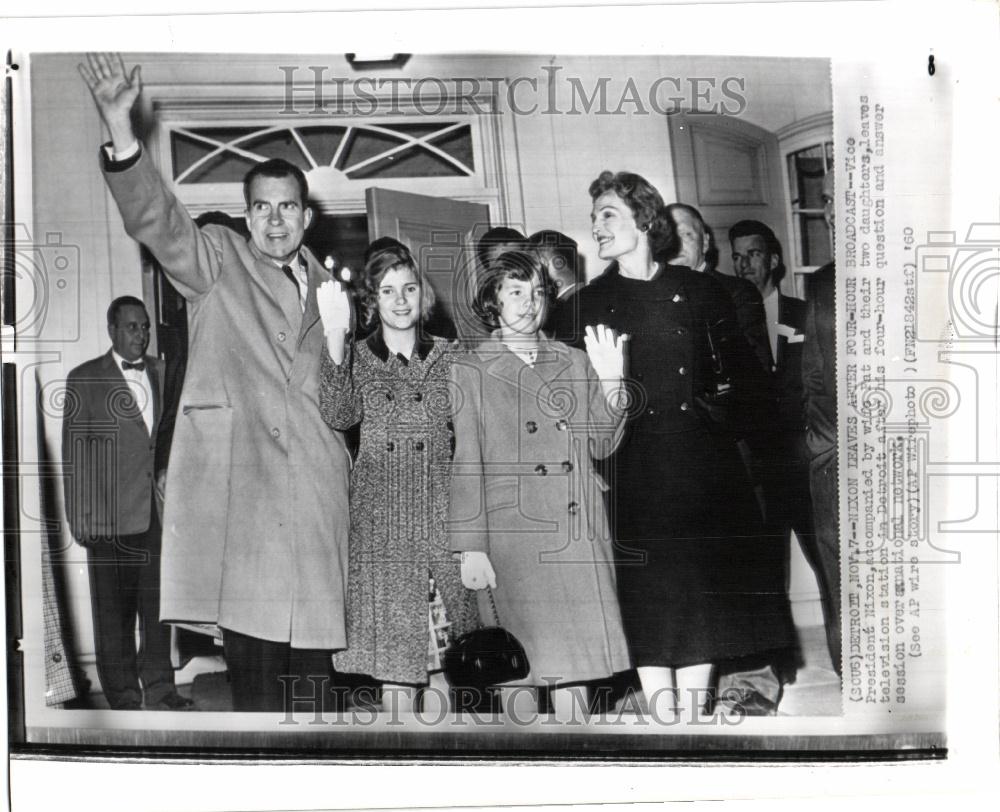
[[552, 263, 797, 668]]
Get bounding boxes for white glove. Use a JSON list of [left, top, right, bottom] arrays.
[[584, 324, 628, 382], [317, 279, 352, 335], [461, 551, 497, 591]]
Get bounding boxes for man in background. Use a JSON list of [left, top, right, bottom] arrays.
[[529, 229, 582, 334], [62, 296, 192, 711]]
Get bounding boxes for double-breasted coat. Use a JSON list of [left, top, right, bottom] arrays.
[[448, 336, 631, 685], [319, 331, 478, 685], [551, 263, 797, 668], [101, 147, 350, 649]]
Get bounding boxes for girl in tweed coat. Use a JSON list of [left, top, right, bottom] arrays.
[[318, 239, 478, 713]]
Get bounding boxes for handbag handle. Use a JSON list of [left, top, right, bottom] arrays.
[[485, 585, 502, 626]]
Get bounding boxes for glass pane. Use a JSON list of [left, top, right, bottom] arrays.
[[798, 213, 832, 267], [297, 126, 348, 167], [241, 130, 309, 168], [339, 124, 472, 178], [792, 145, 827, 209], [172, 131, 259, 183]]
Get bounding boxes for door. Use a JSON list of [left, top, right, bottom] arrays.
[[669, 114, 793, 295], [366, 188, 491, 341]]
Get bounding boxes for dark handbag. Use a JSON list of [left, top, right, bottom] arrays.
[[443, 587, 530, 688]]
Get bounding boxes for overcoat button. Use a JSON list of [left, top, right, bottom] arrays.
[[526, 421, 538, 433], [568, 501, 580, 515], [271, 427, 280, 438], [535, 464, 548, 476], [415, 441, 424, 451], [562, 461, 573, 473], [680, 402, 690, 412], [277, 331, 286, 342], [556, 419, 568, 431], [387, 441, 395, 452]]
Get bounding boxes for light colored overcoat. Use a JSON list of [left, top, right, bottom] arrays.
[[449, 336, 631, 685], [102, 148, 350, 648]]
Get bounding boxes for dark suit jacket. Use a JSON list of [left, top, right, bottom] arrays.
[[803, 263, 836, 458], [62, 350, 163, 540], [769, 293, 809, 435], [707, 269, 772, 372]]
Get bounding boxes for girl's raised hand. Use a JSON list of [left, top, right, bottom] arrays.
[[584, 324, 629, 382]]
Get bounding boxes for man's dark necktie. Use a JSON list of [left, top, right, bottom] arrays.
[[281, 265, 301, 300], [121, 360, 145, 371]]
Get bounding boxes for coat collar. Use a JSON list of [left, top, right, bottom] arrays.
[[471, 332, 573, 392], [366, 327, 434, 365]]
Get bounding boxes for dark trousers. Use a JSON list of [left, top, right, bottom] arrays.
[[222, 627, 337, 713], [806, 450, 841, 675], [86, 506, 174, 709]]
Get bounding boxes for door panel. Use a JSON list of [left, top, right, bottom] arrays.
[[366, 188, 491, 341], [670, 114, 794, 294]]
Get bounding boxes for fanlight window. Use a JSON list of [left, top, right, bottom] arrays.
[[169, 122, 476, 184]]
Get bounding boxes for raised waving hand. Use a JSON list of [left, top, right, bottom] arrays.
[[78, 53, 142, 151]]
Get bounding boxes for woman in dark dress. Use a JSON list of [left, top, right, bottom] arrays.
[[552, 171, 796, 719]]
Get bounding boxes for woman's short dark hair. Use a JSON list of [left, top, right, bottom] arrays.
[[588, 170, 679, 261], [472, 249, 552, 328], [359, 237, 436, 330]]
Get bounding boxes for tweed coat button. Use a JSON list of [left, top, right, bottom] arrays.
[[526, 421, 538, 433], [413, 392, 423, 402], [386, 392, 394, 401], [568, 501, 579, 515], [556, 419, 568, 431], [562, 461, 573, 473], [535, 464, 548, 476], [414, 441, 424, 452], [387, 441, 395, 452]]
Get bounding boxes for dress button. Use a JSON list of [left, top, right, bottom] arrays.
[[678, 366, 686, 375], [277, 331, 286, 342], [568, 501, 579, 515], [271, 427, 281, 438], [635, 372, 644, 382], [386, 441, 395, 452], [526, 421, 538, 433], [675, 327, 685, 336], [414, 441, 424, 452], [607, 305, 616, 314], [535, 464, 548, 476], [562, 461, 573, 473], [672, 293, 684, 303], [647, 408, 656, 416], [413, 392, 423, 402], [555, 419, 568, 431], [680, 402, 690, 412]]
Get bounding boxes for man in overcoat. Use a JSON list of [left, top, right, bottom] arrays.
[[62, 296, 191, 710], [79, 53, 350, 711]]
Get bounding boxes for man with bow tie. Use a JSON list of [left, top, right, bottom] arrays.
[[62, 296, 192, 711], [78, 53, 351, 712]]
